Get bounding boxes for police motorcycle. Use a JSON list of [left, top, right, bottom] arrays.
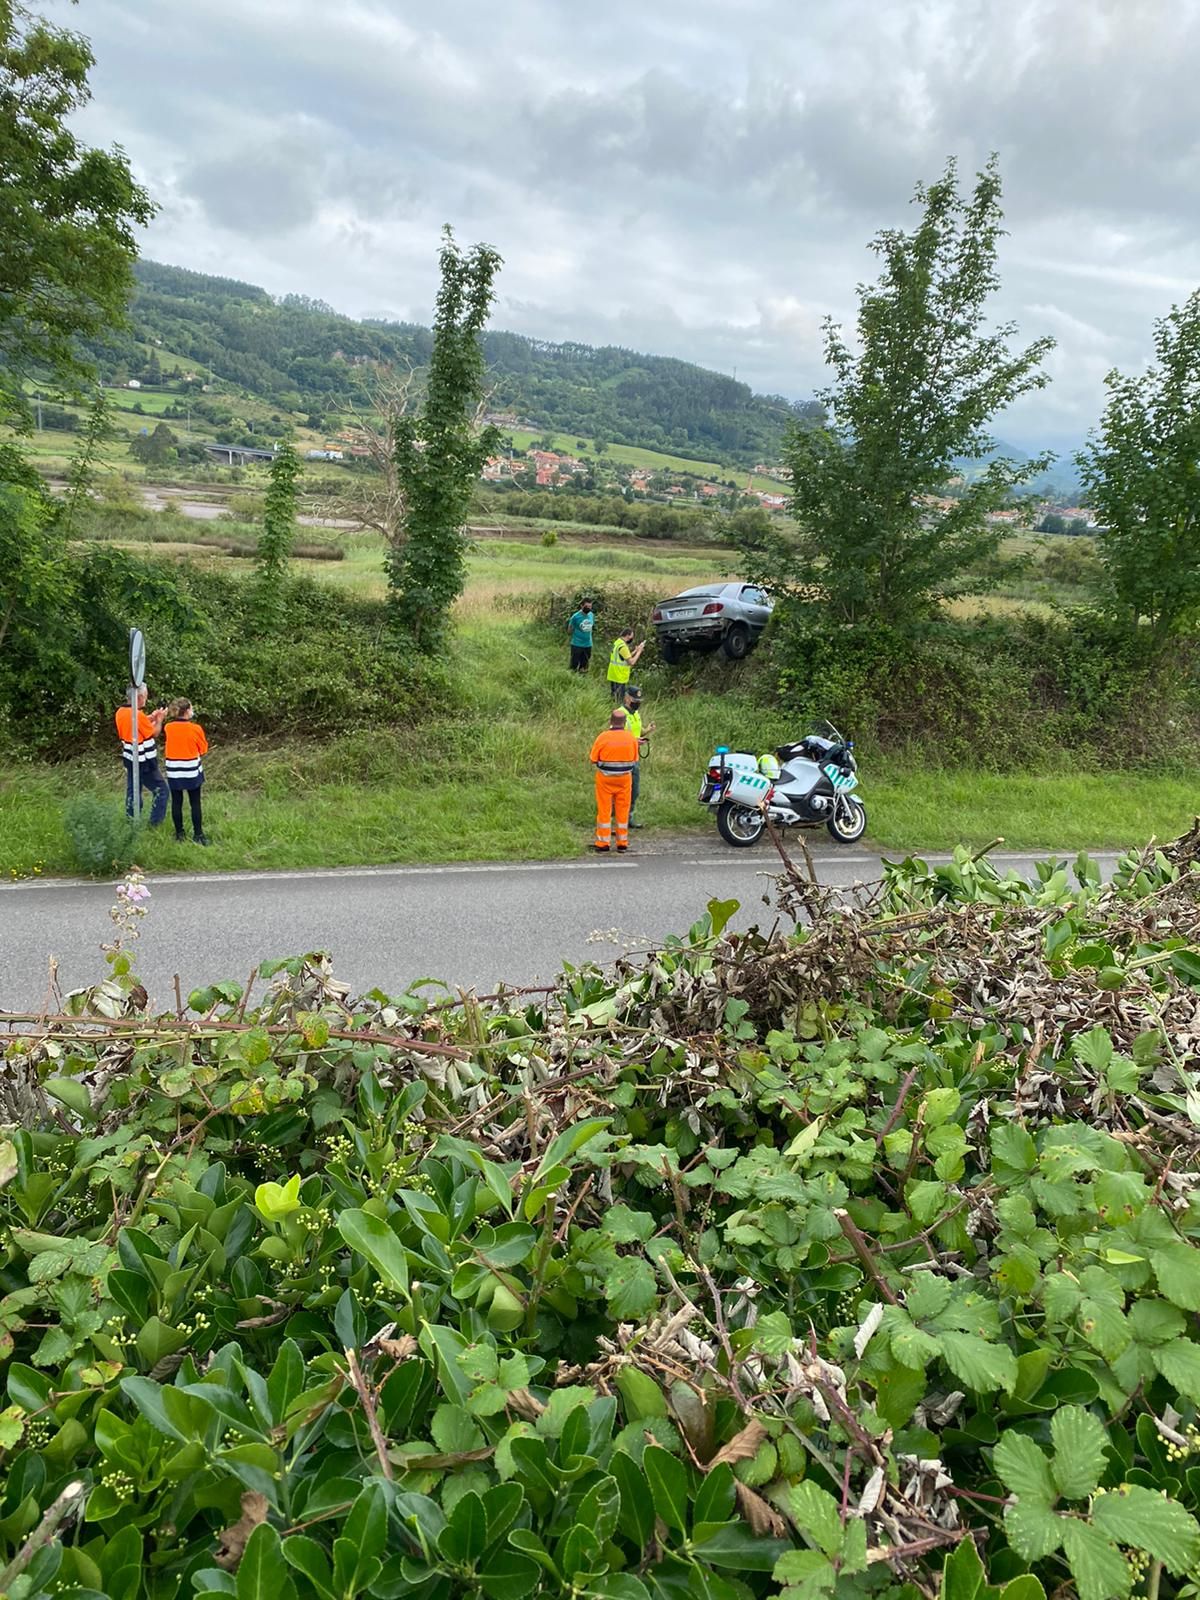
[[699, 720, 867, 848]]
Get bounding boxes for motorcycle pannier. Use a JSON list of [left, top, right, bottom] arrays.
[[725, 768, 771, 807]]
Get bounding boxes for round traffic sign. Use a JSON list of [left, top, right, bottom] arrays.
[[129, 627, 146, 688]]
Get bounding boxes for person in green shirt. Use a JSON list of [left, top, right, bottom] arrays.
[[567, 599, 596, 671], [622, 685, 656, 827]]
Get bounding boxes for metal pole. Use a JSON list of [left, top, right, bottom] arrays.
[[130, 683, 142, 820]]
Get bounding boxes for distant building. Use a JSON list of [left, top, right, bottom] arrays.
[[759, 493, 787, 510], [127, 379, 141, 389], [306, 449, 344, 461]]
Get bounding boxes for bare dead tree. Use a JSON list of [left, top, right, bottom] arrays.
[[337, 362, 501, 559], [338, 363, 419, 556]]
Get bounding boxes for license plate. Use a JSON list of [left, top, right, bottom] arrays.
[[698, 780, 715, 802]]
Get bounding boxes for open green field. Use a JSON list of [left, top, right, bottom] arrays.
[[3, 577, 1196, 879], [507, 428, 787, 495], [105, 389, 185, 417]]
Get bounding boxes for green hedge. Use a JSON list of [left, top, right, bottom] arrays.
[[0, 550, 451, 757], [768, 609, 1200, 767]]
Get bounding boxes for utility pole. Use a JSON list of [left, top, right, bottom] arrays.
[[35, 392, 42, 430]]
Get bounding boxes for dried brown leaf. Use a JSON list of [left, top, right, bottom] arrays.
[[708, 1418, 768, 1470], [378, 1335, 417, 1361], [735, 1480, 787, 1538], [507, 1387, 546, 1420], [213, 1491, 269, 1570]]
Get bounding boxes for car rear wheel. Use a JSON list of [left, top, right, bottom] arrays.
[[660, 638, 684, 665], [722, 623, 750, 660]]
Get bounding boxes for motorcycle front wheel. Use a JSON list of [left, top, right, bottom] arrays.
[[827, 796, 867, 843], [717, 802, 766, 847]]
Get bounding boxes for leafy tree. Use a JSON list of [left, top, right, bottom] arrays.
[[1078, 289, 1200, 650], [254, 439, 300, 624], [61, 387, 112, 535], [0, 0, 156, 427], [128, 420, 178, 466], [0, 444, 60, 659], [389, 229, 502, 648], [1038, 512, 1068, 536], [735, 158, 1054, 625]]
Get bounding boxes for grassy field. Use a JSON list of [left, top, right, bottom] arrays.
[[3, 586, 1197, 880], [506, 429, 786, 496]]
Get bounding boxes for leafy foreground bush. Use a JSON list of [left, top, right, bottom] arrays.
[[3, 834, 1200, 1599], [61, 795, 142, 877]]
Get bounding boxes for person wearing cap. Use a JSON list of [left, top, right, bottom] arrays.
[[114, 684, 168, 826], [622, 685, 656, 828], [589, 705, 639, 853], [567, 598, 596, 671]]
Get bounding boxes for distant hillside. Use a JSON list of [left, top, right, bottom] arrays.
[[958, 439, 1082, 499], [81, 261, 815, 467]]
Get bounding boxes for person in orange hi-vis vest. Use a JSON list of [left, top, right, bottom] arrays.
[[114, 684, 168, 825], [163, 698, 210, 845], [589, 706, 640, 853]]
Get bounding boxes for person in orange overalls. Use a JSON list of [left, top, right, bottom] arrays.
[[589, 706, 640, 853], [163, 698, 210, 845]]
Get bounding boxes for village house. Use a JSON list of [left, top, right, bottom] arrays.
[[758, 493, 788, 510]]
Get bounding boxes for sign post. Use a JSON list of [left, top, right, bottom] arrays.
[[128, 628, 146, 819]]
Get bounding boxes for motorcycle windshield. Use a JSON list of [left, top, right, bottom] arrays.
[[808, 718, 844, 744]]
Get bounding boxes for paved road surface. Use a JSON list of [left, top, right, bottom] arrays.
[[0, 846, 1118, 1012]]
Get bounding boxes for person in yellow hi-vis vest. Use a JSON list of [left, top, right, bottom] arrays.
[[606, 629, 645, 700]]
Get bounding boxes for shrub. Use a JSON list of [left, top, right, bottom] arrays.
[[62, 793, 141, 875], [540, 528, 557, 546], [0, 550, 452, 756], [768, 605, 1200, 766], [5, 838, 1200, 1599]]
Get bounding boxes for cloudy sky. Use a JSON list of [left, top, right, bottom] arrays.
[[65, 0, 1200, 449]]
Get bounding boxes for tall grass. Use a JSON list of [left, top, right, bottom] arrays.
[[4, 611, 1195, 879]]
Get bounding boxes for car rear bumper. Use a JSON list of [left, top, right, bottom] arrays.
[[654, 620, 725, 643]]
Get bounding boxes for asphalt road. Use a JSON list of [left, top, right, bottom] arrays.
[[0, 845, 1119, 1012]]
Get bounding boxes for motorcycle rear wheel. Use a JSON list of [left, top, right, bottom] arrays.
[[717, 802, 765, 847]]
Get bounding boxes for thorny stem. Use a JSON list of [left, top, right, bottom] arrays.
[[834, 1209, 900, 1305], [342, 1347, 393, 1481], [0, 1481, 85, 1590], [0, 1013, 472, 1060], [877, 1064, 922, 1147]]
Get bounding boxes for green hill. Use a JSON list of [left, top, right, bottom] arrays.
[[80, 260, 818, 467]]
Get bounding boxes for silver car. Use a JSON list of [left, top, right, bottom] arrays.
[[651, 581, 774, 662]]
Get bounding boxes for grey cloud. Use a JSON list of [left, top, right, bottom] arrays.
[[63, 0, 1200, 445], [185, 142, 322, 237]]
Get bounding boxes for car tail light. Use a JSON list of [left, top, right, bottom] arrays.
[[652, 608, 663, 622], [702, 601, 724, 615]]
